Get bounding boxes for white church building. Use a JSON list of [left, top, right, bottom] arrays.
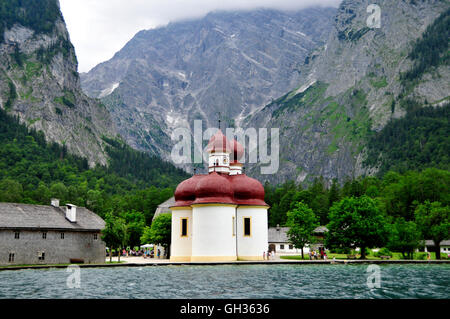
[[170, 130, 269, 262]]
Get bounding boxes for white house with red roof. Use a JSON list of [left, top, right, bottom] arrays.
[[170, 130, 269, 262]]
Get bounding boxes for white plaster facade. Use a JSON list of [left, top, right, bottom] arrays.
[[171, 205, 268, 262], [236, 206, 268, 259]]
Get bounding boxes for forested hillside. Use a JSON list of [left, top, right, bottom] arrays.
[[400, 7, 450, 90], [0, 0, 60, 43], [365, 103, 449, 175], [0, 0, 117, 166], [0, 107, 189, 224], [264, 168, 450, 227], [246, 0, 449, 184]]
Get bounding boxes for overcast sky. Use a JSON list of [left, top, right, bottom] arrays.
[[59, 0, 341, 73]]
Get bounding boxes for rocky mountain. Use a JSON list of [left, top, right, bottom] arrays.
[[0, 0, 116, 166], [246, 0, 449, 184], [80, 8, 336, 157]]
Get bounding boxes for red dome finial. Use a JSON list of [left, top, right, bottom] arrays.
[[206, 130, 232, 154]]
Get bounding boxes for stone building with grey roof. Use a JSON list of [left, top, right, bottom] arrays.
[[268, 225, 328, 254], [153, 197, 175, 220], [0, 199, 106, 265]]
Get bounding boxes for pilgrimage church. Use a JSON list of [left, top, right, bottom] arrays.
[[170, 130, 269, 262]]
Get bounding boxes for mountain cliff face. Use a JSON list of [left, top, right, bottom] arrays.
[[246, 0, 449, 184], [0, 0, 116, 166], [80, 8, 336, 156]]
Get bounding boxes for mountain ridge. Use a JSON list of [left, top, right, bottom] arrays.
[[246, 0, 449, 184], [0, 0, 117, 166], [80, 7, 337, 159]]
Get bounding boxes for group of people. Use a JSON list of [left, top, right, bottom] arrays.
[[106, 247, 163, 259], [143, 249, 161, 259], [309, 249, 328, 260], [263, 250, 276, 260]]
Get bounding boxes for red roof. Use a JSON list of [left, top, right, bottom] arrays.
[[229, 174, 266, 206], [191, 172, 235, 205], [173, 174, 203, 207], [173, 172, 268, 207]]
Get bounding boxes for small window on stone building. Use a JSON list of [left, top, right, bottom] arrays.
[[42, 232, 47, 239], [14, 231, 20, 239], [38, 251, 45, 261], [61, 232, 65, 239], [93, 233, 98, 240], [244, 217, 251, 236], [280, 244, 285, 250], [9, 253, 14, 262], [289, 245, 294, 250]]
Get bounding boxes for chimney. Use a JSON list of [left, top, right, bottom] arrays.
[[65, 204, 77, 223], [51, 198, 60, 207], [276, 224, 280, 231]]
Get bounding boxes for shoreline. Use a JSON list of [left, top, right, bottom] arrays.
[[0, 259, 449, 271]]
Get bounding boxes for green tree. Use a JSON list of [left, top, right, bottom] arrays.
[[50, 182, 68, 203], [415, 201, 450, 259], [328, 178, 341, 209], [325, 196, 389, 259], [309, 178, 329, 225], [286, 202, 319, 259], [0, 178, 23, 202], [141, 213, 172, 258], [387, 218, 422, 259], [32, 182, 51, 203], [101, 214, 128, 262], [122, 210, 146, 249]]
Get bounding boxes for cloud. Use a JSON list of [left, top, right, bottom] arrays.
[[59, 0, 341, 72]]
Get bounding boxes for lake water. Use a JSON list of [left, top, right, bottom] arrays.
[[0, 264, 448, 299]]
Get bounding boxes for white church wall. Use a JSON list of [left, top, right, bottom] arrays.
[[236, 207, 268, 260], [170, 208, 192, 262], [191, 205, 237, 261]]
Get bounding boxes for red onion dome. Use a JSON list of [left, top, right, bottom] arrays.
[[229, 174, 268, 206], [206, 130, 232, 153], [192, 172, 235, 205], [173, 175, 203, 206], [230, 139, 244, 162]]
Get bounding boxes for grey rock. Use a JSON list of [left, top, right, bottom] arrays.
[[0, 14, 116, 166], [81, 8, 336, 161], [246, 0, 449, 185]]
